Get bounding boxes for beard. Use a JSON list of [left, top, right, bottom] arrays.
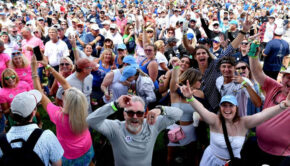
[[126, 118, 143, 133]]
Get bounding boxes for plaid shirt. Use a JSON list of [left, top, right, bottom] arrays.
[[259, 22, 277, 43]]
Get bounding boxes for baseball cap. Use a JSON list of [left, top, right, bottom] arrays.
[[120, 66, 137, 82], [220, 95, 238, 106], [212, 21, 219, 26], [229, 20, 238, 26], [72, 18, 79, 23], [274, 28, 283, 36], [11, 90, 42, 118], [76, 58, 94, 69], [146, 27, 154, 32], [117, 43, 127, 50], [187, 33, 194, 40], [91, 24, 99, 31], [37, 17, 44, 21], [167, 37, 178, 43], [102, 20, 110, 25], [123, 56, 137, 65], [110, 24, 117, 29], [213, 36, 220, 43]]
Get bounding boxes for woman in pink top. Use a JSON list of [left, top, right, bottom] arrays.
[[0, 40, 10, 78], [10, 50, 33, 89], [0, 68, 33, 128], [31, 56, 94, 166]]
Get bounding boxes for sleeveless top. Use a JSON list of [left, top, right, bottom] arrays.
[[103, 69, 129, 103], [171, 102, 195, 122], [139, 58, 159, 89], [209, 132, 245, 159], [99, 60, 111, 73]]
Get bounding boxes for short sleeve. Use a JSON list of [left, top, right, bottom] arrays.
[[42, 130, 64, 163], [263, 42, 272, 56], [261, 76, 281, 93], [46, 102, 62, 124], [0, 91, 7, 104], [3, 53, 10, 62]]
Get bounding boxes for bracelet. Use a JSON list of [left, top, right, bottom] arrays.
[[72, 47, 76, 51], [239, 30, 247, 35], [174, 66, 180, 70], [279, 101, 288, 110], [45, 65, 51, 70], [155, 105, 165, 115], [32, 74, 39, 78], [111, 102, 118, 112], [186, 96, 195, 102]]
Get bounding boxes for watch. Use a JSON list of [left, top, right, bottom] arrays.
[[239, 30, 247, 35], [155, 105, 165, 115]]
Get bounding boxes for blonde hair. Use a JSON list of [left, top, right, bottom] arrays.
[[1, 68, 19, 88], [63, 87, 88, 134], [10, 54, 29, 68], [60, 57, 74, 71], [100, 49, 115, 66], [154, 40, 165, 51]]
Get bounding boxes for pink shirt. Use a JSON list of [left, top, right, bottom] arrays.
[[21, 36, 44, 62], [256, 77, 290, 156], [116, 17, 127, 35], [0, 53, 10, 76], [0, 81, 31, 105], [46, 103, 92, 159], [14, 67, 33, 89]]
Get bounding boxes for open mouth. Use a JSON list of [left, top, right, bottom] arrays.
[[199, 58, 206, 63]]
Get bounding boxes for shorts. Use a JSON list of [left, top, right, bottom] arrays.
[[62, 146, 95, 166]]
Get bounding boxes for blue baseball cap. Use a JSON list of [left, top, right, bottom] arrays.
[[120, 66, 137, 82], [187, 33, 194, 40], [123, 56, 137, 66], [229, 20, 238, 26], [220, 95, 238, 106], [117, 43, 127, 50]]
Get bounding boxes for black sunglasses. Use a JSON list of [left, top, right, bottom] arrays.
[[125, 110, 144, 118], [60, 63, 70, 66], [236, 66, 247, 70]]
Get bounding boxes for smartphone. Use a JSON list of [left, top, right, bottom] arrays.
[[33, 46, 43, 61]]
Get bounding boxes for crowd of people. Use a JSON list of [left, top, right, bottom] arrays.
[[0, 0, 289, 165]]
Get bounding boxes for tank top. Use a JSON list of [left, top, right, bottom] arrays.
[[171, 102, 195, 122], [99, 60, 111, 73], [209, 132, 245, 159], [139, 58, 159, 89], [103, 69, 129, 103]]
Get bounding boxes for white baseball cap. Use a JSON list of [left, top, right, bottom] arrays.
[[11, 90, 42, 118]]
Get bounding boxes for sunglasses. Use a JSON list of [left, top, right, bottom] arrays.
[[241, 42, 248, 45], [77, 25, 83, 28], [110, 28, 115, 31], [213, 40, 220, 44], [60, 63, 70, 66], [236, 66, 247, 70], [147, 31, 153, 33], [12, 52, 21, 56], [4, 75, 16, 80], [145, 49, 153, 52], [125, 110, 144, 117]]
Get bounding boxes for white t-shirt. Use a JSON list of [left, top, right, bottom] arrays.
[[156, 51, 168, 71], [263, 23, 276, 43], [44, 39, 70, 67]]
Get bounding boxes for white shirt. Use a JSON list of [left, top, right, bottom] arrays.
[[264, 23, 276, 43], [44, 39, 69, 67], [156, 51, 168, 71]]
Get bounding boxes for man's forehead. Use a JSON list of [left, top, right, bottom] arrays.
[[126, 101, 144, 111]]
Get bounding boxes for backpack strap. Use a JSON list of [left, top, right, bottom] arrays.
[[23, 129, 43, 151], [0, 133, 12, 154]]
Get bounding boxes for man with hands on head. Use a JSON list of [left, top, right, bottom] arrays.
[[86, 95, 182, 166]]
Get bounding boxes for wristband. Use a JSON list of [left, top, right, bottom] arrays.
[[72, 47, 76, 51], [174, 66, 180, 70], [45, 65, 51, 70], [241, 80, 247, 85], [186, 96, 195, 102], [32, 74, 39, 79], [155, 105, 165, 115], [111, 102, 118, 112], [239, 30, 246, 35]]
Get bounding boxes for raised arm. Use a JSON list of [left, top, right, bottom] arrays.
[[101, 71, 114, 101], [179, 80, 219, 126], [69, 35, 80, 61], [169, 65, 180, 93], [183, 32, 195, 54], [249, 44, 267, 85], [242, 92, 290, 129]]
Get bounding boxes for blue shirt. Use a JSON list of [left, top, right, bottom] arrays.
[[263, 39, 289, 71]]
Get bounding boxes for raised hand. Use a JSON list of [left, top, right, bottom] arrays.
[[242, 13, 254, 33], [178, 80, 194, 98], [117, 95, 132, 108], [147, 108, 161, 125]]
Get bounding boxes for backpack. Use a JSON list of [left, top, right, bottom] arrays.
[[0, 128, 45, 166]]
